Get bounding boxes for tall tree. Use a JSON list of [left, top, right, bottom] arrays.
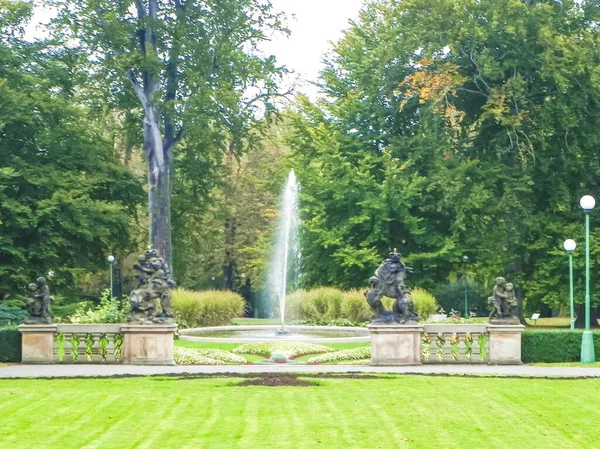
[[50, 0, 288, 265], [287, 0, 600, 325], [0, 1, 145, 298]]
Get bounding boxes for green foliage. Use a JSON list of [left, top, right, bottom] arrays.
[[411, 288, 439, 321], [522, 331, 600, 363], [0, 325, 21, 362], [0, 8, 144, 299], [284, 288, 344, 322], [68, 290, 128, 324], [437, 281, 488, 317], [173, 289, 246, 328], [285, 0, 600, 311], [341, 289, 372, 323], [0, 305, 26, 327]]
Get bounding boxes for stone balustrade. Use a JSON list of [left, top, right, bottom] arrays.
[[18, 323, 177, 365], [369, 323, 525, 366]]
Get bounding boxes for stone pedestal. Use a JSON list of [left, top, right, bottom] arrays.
[[18, 324, 57, 364], [487, 324, 525, 365], [121, 324, 177, 365], [368, 324, 423, 366]]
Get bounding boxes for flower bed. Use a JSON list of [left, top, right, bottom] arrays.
[[174, 347, 246, 365], [232, 342, 334, 359], [307, 347, 370, 364]]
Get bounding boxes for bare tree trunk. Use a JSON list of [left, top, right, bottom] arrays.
[[148, 160, 172, 266]]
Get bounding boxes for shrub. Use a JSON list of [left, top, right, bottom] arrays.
[[0, 305, 27, 327], [173, 289, 246, 328], [411, 288, 439, 321], [68, 290, 129, 324], [521, 331, 600, 363], [341, 289, 372, 322], [284, 288, 343, 322], [0, 326, 21, 362]]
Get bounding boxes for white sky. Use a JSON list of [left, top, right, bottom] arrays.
[[26, 0, 365, 99], [263, 0, 365, 98]]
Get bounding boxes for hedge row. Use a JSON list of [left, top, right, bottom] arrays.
[[0, 326, 21, 362], [521, 331, 600, 363]]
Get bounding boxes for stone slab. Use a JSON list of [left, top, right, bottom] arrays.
[[368, 324, 423, 366], [121, 324, 177, 366], [487, 324, 525, 365], [18, 324, 57, 364]]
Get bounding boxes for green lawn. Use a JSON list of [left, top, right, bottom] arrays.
[[1, 375, 599, 448]]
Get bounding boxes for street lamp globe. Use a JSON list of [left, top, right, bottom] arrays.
[[563, 239, 577, 253], [580, 195, 596, 212], [107, 255, 115, 264]]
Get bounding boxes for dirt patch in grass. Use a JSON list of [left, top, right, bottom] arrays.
[[236, 374, 315, 387]]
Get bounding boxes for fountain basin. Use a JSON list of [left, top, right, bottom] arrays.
[[179, 325, 370, 344]]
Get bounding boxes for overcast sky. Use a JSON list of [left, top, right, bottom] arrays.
[[27, 0, 365, 99], [263, 0, 365, 98]]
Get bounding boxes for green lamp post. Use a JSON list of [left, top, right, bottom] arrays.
[[563, 239, 576, 331], [462, 255, 469, 319], [108, 255, 115, 299], [579, 195, 595, 363]]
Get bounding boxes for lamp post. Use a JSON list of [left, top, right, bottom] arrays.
[[579, 195, 595, 363], [107, 255, 115, 299], [462, 255, 469, 318], [563, 239, 576, 331]]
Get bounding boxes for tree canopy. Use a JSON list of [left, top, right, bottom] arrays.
[[286, 0, 600, 321], [0, 1, 144, 298]]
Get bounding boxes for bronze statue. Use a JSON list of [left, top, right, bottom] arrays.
[[128, 249, 176, 324], [25, 277, 54, 324], [364, 250, 419, 324], [488, 277, 518, 323]]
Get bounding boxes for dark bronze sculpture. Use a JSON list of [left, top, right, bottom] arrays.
[[488, 277, 519, 324], [128, 249, 176, 324], [365, 251, 419, 324], [25, 277, 54, 324]]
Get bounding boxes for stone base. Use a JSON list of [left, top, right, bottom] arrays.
[[487, 324, 525, 365], [18, 324, 57, 364], [490, 317, 520, 325], [121, 324, 177, 365], [368, 324, 423, 366]]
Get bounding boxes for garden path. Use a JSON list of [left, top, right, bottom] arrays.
[[2, 363, 600, 378]]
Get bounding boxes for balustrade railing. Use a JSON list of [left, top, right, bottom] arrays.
[[421, 324, 489, 364], [54, 324, 123, 363]]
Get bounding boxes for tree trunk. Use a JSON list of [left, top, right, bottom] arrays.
[[223, 216, 237, 290], [575, 304, 600, 328], [148, 160, 172, 266]]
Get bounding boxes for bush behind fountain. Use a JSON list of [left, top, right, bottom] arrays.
[[284, 287, 438, 323]]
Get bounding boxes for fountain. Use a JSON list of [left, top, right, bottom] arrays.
[[179, 170, 368, 344], [267, 170, 301, 333]]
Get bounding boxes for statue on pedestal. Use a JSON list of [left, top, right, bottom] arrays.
[[488, 277, 519, 324], [25, 277, 54, 324], [364, 250, 419, 324], [128, 249, 176, 324]]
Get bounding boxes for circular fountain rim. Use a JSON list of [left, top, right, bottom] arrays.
[[179, 325, 371, 344]]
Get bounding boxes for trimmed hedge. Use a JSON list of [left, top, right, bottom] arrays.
[[521, 331, 600, 363], [0, 326, 21, 362]]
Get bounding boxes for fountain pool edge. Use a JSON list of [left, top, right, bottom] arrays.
[[179, 325, 370, 344]]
